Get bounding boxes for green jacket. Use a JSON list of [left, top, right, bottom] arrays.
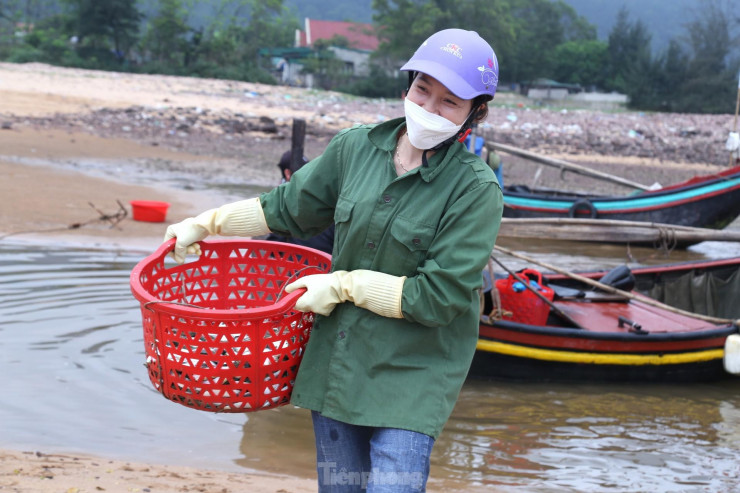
[[260, 117, 503, 438]]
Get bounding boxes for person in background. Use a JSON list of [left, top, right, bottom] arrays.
[[264, 150, 335, 254], [277, 149, 307, 184], [162, 28, 503, 492], [727, 131, 739, 165], [464, 129, 503, 186]]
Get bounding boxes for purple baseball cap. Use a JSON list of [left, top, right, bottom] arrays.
[[400, 28, 499, 99]]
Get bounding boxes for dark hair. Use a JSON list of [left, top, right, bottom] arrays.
[[278, 150, 309, 177], [471, 95, 492, 123]]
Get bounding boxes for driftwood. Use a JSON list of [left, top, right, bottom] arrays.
[[290, 118, 306, 171], [498, 217, 740, 247], [486, 141, 651, 191]]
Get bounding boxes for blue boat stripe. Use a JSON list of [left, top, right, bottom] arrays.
[[504, 177, 740, 212]]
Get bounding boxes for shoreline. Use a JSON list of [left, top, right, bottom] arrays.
[[0, 127, 248, 252]]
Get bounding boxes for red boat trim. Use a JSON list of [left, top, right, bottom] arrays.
[[546, 257, 740, 283], [647, 165, 740, 193]]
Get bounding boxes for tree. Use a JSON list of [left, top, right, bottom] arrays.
[[552, 40, 608, 88], [606, 7, 653, 94], [639, 40, 690, 112], [1, 0, 61, 24], [371, 0, 515, 67], [142, 0, 189, 66], [187, 0, 295, 82], [314, 35, 350, 50], [64, 0, 142, 61], [609, 0, 740, 114], [371, 0, 595, 86], [673, 0, 740, 113], [507, 0, 596, 84]]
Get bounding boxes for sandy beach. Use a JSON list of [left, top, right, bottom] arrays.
[[1, 61, 737, 492], [0, 449, 315, 493]]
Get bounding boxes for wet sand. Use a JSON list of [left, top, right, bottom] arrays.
[[0, 449, 314, 493], [0, 125, 252, 251]]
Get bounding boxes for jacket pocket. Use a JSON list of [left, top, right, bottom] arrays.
[[388, 216, 436, 275], [333, 196, 355, 253]]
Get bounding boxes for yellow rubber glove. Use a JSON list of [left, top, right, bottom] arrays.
[[285, 270, 405, 318], [163, 198, 270, 263]]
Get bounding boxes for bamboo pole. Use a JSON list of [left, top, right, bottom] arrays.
[[497, 217, 740, 244], [485, 141, 651, 191], [492, 244, 737, 325], [731, 80, 740, 167]]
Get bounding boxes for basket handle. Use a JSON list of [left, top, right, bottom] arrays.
[[147, 238, 312, 315], [519, 268, 543, 285]]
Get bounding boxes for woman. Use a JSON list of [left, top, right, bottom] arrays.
[[164, 28, 503, 492]]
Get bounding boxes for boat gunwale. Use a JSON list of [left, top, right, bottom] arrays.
[[480, 318, 737, 343]]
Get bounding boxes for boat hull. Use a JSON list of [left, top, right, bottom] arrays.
[[472, 321, 736, 382], [502, 166, 740, 229], [470, 345, 728, 382]]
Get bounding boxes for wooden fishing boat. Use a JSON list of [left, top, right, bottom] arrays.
[[472, 257, 740, 382], [501, 165, 740, 229], [497, 217, 740, 247]]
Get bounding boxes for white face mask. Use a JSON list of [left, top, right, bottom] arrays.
[[404, 98, 464, 150]]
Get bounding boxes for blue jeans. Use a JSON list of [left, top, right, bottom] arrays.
[[311, 411, 435, 492]]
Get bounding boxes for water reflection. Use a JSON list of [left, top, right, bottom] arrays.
[[0, 245, 247, 471], [237, 405, 315, 477], [436, 380, 740, 491], [234, 380, 740, 491], [2, 243, 740, 491]]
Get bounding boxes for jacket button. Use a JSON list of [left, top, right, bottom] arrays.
[[338, 331, 346, 339], [383, 195, 392, 203], [412, 238, 421, 245], [367, 241, 375, 249]]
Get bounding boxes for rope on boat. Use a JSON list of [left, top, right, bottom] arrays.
[[480, 258, 511, 323], [655, 226, 678, 255]]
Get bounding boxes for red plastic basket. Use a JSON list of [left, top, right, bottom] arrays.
[[130, 200, 170, 222], [130, 239, 332, 413]]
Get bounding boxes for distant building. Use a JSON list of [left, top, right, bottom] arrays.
[[14, 22, 34, 37], [295, 19, 379, 52], [522, 78, 583, 100], [261, 19, 379, 88], [522, 78, 628, 109], [259, 47, 316, 86]]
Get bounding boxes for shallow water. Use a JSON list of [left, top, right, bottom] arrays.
[[1, 241, 740, 491]]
